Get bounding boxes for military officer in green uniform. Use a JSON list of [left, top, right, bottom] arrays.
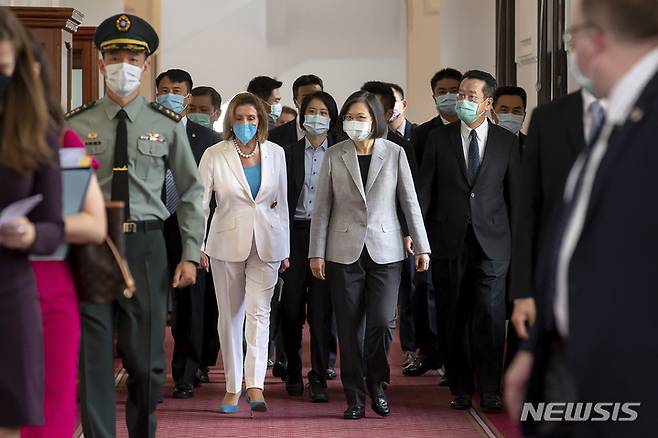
[[67, 13, 204, 438]]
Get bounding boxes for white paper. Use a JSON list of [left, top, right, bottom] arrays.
[[0, 194, 43, 227], [59, 148, 87, 168]]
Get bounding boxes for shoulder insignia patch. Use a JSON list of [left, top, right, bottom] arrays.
[[65, 100, 98, 119], [150, 102, 182, 122]]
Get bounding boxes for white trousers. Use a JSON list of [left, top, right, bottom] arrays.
[[210, 239, 279, 394]]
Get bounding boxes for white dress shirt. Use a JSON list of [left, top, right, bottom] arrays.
[[554, 47, 658, 336], [181, 115, 188, 128], [459, 119, 489, 168], [394, 117, 407, 138]]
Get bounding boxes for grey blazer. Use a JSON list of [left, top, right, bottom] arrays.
[[309, 138, 430, 265]]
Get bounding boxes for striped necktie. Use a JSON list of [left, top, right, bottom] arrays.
[[165, 169, 180, 214]]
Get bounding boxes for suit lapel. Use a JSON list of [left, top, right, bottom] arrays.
[[293, 139, 306, 198], [365, 139, 386, 195], [566, 92, 586, 156], [255, 143, 270, 202], [449, 123, 469, 183], [341, 142, 366, 201], [222, 142, 253, 200]]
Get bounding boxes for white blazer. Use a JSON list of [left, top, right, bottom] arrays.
[[199, 140, 290, 263]]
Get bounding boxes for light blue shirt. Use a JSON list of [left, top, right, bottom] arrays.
[[243, 164, 261, 199], [294, 137, 328, 220]]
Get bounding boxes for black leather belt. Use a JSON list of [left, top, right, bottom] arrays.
[[123, 220, 164, 234]]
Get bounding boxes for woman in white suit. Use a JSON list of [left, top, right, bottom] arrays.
[[199, 92, 290, 413]]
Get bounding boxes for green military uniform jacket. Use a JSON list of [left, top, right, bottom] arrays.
[[67, 95, 204, 263]]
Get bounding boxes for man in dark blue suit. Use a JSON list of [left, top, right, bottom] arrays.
[[506, 0, 658, 436], [156, 69, 222, 399], [389, 83, 417, 142]]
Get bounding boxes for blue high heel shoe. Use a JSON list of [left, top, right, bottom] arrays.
[[219, 392, 241, 414], [245, 391, 268, 412]]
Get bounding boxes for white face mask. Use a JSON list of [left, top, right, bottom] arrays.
[[103, 62, 143, 97], [343, 120, 371, 142]]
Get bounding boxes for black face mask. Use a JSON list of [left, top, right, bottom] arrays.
[[0, 73, 11, 98]]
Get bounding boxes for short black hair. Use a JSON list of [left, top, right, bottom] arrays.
[[292, 74, 324, 99], [360, 81, 396, 112], [247, 76, 283, 101], [461, 70, 497, 98], [339, 90, 388, 139], [299, 91, 339, 131], [430, 68, 463, 91], [389, 83, 405, 99], [493, 86, 527, 109], [156, 69, 193, 93], [191, 86, 222, 110], [282, 106, 297, 118]]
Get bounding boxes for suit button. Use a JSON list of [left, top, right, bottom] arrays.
[[471, 193, 475, 198]]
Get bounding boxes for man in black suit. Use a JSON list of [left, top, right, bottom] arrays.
[[281, 91, 339, 402], [269, 74, 324, 149], [412, 68, 463, 167], [403, 68, 464, 379], [419, 70, 521, 412], [389, 83, 416, 142], [187, 85, 223, 381], [506, 1, 658, 436], [505, 89, 597, 369], [156, 69, 222, 398], [492, 86, 528, 153], [247, 75, 283, 130]]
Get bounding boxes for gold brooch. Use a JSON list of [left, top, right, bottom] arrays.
[[87, 131, 98, 140]]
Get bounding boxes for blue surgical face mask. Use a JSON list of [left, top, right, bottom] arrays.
[[269, 103, 283, 121], [568, 51, 594, 94], [232, 123, 257, 145], [303, 115, 331, 136], [156, 93, 186, 114], [496, 113, 525, 134], [455, 99, 483, 125], [435, 93, 458, 116]]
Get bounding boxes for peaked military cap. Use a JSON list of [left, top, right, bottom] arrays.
[[94, 13, 159, 55]]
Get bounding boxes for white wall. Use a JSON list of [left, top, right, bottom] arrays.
[[0, 0, 123, 24], [438, 0, 496, 76], [516, 0, 538, 129], [160, 0, 406, 111]]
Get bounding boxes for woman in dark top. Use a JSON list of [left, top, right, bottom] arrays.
[[0, 9, 64, 435]]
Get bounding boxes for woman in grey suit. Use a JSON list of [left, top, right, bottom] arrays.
[[309, 91, 430, 419]]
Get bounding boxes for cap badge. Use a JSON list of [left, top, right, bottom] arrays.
[[116, 14, 132, 32]]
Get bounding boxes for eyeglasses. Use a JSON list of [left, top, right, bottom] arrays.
[[457, 93, 483, 103], [342, 114, 371, 122], [563, 22, 598, 50]]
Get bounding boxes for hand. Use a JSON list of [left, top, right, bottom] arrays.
[[511, 297, 536, 340], [310, 257, 325, 280], [415, 253, 430, 272], [279, 258, 290, 273], [173, 261, 197, 288], [404, 236, 414, 255], [0, 217, 36, 251], [200, 252, 210, 272], [504, 351, 534, 424]]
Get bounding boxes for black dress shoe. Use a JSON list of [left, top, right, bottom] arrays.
[[325, 367, 337, 380], [480, 393, 503, 413], [198, 366, 210, 384], [173, 384, 194, 399], [272, 360, 288, 381], [308, 381, 329, 403], [343, 406, 365, 420], [450, 394, 472, 410], [369, 385, 390, 417], [402, 357, 438, 377], [285, 376, 304, 396], [438, 375, 449, 387]]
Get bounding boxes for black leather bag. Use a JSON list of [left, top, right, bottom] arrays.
[[69, 201, 135, 304]]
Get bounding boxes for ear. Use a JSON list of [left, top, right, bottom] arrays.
[[98, 57, 105, 76], [401, 98, 408, 111], [141, 57, 151, 78]]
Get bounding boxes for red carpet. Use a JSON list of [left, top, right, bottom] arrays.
[[77, 327, 524, 437]]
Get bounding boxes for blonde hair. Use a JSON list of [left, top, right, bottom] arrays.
[[222, 92, 269, 144]]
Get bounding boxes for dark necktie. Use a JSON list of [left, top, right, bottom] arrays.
[[111, 109, 130, 219], [467, 129, 480, 183], [165, 169, 180, 214], [546, 100, 606, 329]]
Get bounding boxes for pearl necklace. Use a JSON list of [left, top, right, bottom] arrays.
[[234, 138, 259, 159]]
